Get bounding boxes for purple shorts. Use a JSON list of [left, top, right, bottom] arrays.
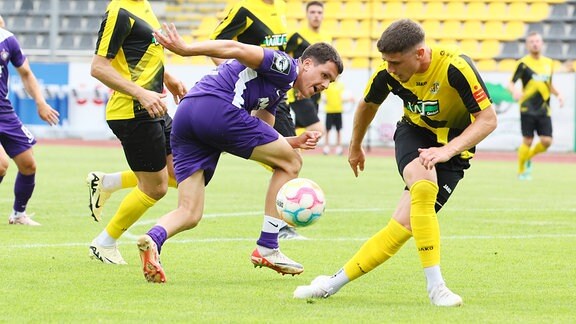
[[0, 112, 36, 158], [171, 96, 279, 185]]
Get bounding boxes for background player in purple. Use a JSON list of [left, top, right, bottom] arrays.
[[134, 23, 343, 283], [0, 22, 60, 225]]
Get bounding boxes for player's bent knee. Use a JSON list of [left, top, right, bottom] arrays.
[[178, 207, 202, 230]]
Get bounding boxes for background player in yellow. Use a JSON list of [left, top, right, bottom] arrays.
[[87, 0, 186, 265], [210, 0, 304, 240], [285, 1, 332, 135], [507, 32, 564, 181], [322, 79, 354, 155], [294, 19, 497, 307]]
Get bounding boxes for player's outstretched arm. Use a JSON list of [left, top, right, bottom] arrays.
[[154, 23, 264, 69], [348, 100, 379, 177], [164, 71, 186, 104], [16, 59, 59, 126]]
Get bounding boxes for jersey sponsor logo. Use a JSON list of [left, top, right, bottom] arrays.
[[271, 52, 290, 75], [532, 74, 550, 82], [416, 81, 428, 86], [430, 82, 440, 94], [418, 245, 434, 251], [262, 34, 287, 47], [407, 100, 440, 116], [151, 35, 159, 46], [473, 85, 488, 103]]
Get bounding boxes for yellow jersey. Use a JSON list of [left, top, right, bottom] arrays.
[[211, 0, 287, 51], [363, 45, 493, 159], [324, 81, 345, 114], [95, 0, 164, 120], [510, 55, 554, 116]]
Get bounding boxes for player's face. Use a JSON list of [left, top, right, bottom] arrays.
[[382, 48, 422, 83], [526, 34, 543, 55], [307, 5, 324, 29], [295, 58, 339, 98]]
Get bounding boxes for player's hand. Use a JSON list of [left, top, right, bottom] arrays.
[[348, 145, 365, 177], [164, 75, 187, 104], [512, 89, 522, 101], [417, 147, 451, 170], [37, 102, 60, 126], [557, 93, 565, 108], [137, 89, 168, 118], [289, 131, 322, 150], [154, 23, 188, 56]]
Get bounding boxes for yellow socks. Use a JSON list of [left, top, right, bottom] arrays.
[[343, 218, 412, 281], [527, 142, 547, 160], [517, 143, 530, 174], [120, 171, 138, 189], [410, 180, 440, 268], [121, 170, 177, 188], [105, 187, 157, 239]]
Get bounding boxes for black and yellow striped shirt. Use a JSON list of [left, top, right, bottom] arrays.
[[364, 45, 493, 159], [510, 55, 554, 116], [95, 0, 164, 120]]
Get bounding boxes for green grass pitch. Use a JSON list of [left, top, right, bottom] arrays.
[[1, 143, 574, 322]]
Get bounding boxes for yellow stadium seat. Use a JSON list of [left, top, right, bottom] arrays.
[[526, 2, 550, 22], [350, 57, 370, 69], [507, 2, 528, 21], [442, 20, 462, 40], [497, 59, 518, 72], [285, 1, 304, 19], [383, 2, 405, 20], [354, 38, 373, 57], [405, 2, 425, 20], [484, 21, 504, 40], [425, 2, 445, 20], [323, 2, 343, 19], [343, 2, 370, 19], [462, 21, 484, 40], [467, 3, 487, 21], [446, 2, 466, 19], [460, 40, 479, 56], [486, 2, 508, 21], [475, 59, 497, 71], [480, 40, 501, 59], [422, 20, 442, 40], [504, 21, 526, 41]]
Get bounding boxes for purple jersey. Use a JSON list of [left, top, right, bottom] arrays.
[[185, 49, 297, 116], [0, 28, 26, 114]]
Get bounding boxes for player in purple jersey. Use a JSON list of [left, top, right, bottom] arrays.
[[133, 23, 343, 283], [0, 23, 60, 225]]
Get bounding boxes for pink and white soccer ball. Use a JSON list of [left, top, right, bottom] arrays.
[[276, 178, 326, 227]]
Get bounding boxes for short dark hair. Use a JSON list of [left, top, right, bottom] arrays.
[[306, 1, 323, 11], [301, 42, 344, 75], [376, 19, 425, 54]]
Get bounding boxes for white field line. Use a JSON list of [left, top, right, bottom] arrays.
[[3, 208, 576, 249], [4, 234, 576, 249]]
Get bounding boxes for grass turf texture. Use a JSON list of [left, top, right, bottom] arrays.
[[1, 144, 575, 322]]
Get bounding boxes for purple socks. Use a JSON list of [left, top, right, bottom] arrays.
[[147, 225, 168, 254]]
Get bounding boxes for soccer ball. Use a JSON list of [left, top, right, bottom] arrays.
[[276, 178, 326, 227]]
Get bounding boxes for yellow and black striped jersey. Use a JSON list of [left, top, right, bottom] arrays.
[[285, 26, 332, 59], [95, 0, 164, 120], [210, 0, 288, 50], [510, 55, 554, 116], [324, 81, 345, 113], [363, 45, 493, 159]]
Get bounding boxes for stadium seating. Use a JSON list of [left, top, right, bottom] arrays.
[[4, 0, 575, 71]]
